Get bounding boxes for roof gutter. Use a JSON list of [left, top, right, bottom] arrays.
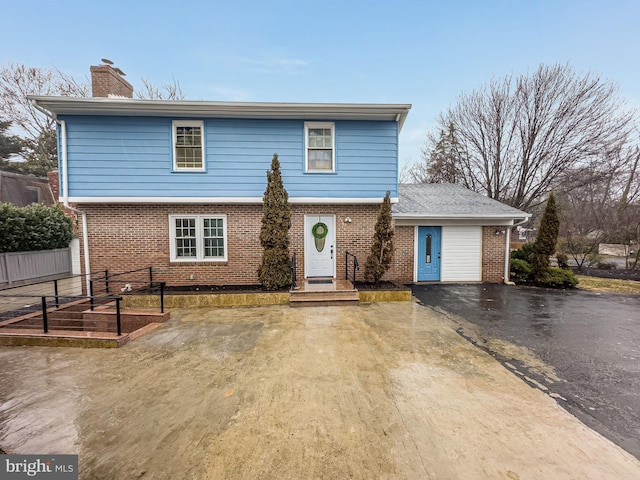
[[504, 216, 530, 285], [31, 99, 92, 293]]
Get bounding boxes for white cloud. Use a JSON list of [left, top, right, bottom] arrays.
[[235, 55, 309, 75], [205, 86, 251, 102]]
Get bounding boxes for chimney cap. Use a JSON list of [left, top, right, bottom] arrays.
[[101, 58, 113, 65], [114, 67, 126, 76]]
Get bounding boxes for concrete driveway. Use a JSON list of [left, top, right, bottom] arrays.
[[411, 283, 640, 461], [2, 303, 640, 479]]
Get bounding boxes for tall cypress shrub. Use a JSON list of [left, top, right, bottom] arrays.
[[364, 191, 395, 283], [532, 192, 560, 281], [257, 154, 292, 290]]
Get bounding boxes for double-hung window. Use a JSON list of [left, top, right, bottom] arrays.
[[169, 215, 227, 262], [305, 122, 335, 172], [173, 120, 205, 171]]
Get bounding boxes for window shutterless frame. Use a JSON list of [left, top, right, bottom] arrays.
[[169, 214, 227, 262], [304, 121, 335, 173], [172, 120, 205, 171]]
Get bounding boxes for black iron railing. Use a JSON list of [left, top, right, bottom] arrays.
[[89, 267, 164, 313], [0, 267, 165, 318], [345, 251, 359, 283], [2, 293, 123, 335], [291, 252, 299, 290]]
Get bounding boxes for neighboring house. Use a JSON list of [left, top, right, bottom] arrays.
[[31, 62, 529, 286], [0, 171, 55, 207]]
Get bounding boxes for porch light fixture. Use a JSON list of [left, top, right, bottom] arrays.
[[495, 229, 505, 235]]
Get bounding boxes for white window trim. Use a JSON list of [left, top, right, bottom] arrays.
[[172, 120, 205, 172], [169, 214, 228, 262], [304, 121, 335, 173]]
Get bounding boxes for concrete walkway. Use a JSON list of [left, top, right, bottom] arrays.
[[1, 302, 639, 479]]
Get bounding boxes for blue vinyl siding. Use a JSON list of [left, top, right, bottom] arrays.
[[61, 115, 398, 199]]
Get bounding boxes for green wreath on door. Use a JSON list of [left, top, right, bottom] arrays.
[[312, 222, 328, 252]]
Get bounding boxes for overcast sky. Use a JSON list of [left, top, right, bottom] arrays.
[[2, 0, 639, 171]]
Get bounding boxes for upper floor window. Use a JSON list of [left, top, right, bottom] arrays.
[[305, 122, 335, 173], [173, 120, 205, 171]]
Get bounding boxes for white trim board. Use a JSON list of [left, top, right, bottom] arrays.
[[67, 196, 399, 204]]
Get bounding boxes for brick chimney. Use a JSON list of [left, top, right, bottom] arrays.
[[90, 60, 133, 98]]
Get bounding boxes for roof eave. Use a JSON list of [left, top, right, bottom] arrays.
[[392, 213, 532, 221], [28, 96, 412, 131]]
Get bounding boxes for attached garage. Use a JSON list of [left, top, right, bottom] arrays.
[[394, 184, 530, 284], [441, 225, 482, 282]]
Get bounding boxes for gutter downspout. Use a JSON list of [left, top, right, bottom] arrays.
[[31, 100, 91, 294], [504, 217, 530, 285]]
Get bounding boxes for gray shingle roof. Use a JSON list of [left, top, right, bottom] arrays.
[[394, 183, 529, 219]]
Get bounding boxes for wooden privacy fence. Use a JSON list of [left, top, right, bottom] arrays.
[[0, 248, 72, 285]]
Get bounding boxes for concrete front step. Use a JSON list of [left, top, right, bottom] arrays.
[[290, 279, 359, 306]]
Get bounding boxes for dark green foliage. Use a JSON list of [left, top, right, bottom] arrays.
[[510, 242, 534, 262], [510, 258, 533, 283], [426, 122, 466, 183], [0, 120, 22, 162], [542, 268, 579, 288], [0, 203, 73, 253], [364, 191, 394, 283], [257, 154, 292, 290], [532, 193, 560, 281], [510, 239, 578, 288]]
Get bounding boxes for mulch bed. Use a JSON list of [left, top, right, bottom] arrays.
[[571, 267, 640, 282], [354, 281, 408, 291], [163, 281, 407, 294]]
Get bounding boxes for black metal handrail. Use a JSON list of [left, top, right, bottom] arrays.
[[90, 267, 154, 295], [0, 267, 164, 314], [291, 252, 299, 290], [345, 251, 359, 283], [2, 293, 123, 335]]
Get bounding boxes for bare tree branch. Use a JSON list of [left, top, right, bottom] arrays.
[[411, 63, 636, 211]]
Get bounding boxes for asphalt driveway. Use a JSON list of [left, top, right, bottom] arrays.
[[411, 283, 640, 460]]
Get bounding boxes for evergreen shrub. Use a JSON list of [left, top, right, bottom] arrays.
[[0, 203, 72, 253]]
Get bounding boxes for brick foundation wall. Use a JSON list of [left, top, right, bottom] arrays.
[[77, 203, 411, 286], [482, 226, 508, 283]]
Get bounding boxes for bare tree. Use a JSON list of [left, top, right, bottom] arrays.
[[558, 143, 640, 268], [415, 64, 635, 211], [0, 63, 90, 175], [0, 63, 89, 141], [137, 77, 185, 100]]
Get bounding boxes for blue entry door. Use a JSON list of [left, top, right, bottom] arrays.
[[417, 226, 441, 281]]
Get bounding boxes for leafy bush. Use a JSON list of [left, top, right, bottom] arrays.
[[542, 268, 579, 288], [510, 243, 578, 288], [0, 203, 73, 253], [511, 242, 534, 262], [510, 258, 533, 283]]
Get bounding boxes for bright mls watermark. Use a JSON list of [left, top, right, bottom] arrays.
[[1, 455, 78, 479]]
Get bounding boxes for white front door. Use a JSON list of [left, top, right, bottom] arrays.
[[304, 215, 336, 278]]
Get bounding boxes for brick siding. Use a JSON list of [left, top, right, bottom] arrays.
[[482, 226, 508, 283], [76, 204, 509, 286], [77, 203, 412, 286]]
